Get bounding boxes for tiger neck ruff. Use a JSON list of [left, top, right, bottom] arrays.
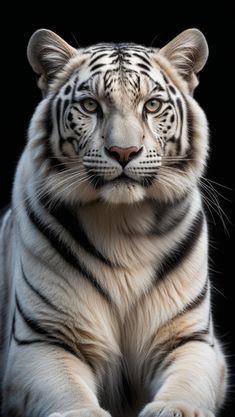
[[0, 29, 227, 417]]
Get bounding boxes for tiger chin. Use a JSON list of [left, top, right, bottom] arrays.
[[0, 28, 227, 417]]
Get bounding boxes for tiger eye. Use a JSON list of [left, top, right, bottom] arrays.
[[145, 99, 162, 113], [81, 98, 99, 113]]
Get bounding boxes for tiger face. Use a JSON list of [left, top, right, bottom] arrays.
[[27, 29, 209, 205]]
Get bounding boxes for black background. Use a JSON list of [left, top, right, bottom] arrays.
[[0, 5, 234, 416]]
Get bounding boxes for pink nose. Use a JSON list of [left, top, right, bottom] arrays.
[[108, 146, 139, 166]]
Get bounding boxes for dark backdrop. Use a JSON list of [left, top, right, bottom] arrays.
[[0, 5, 234, 416]]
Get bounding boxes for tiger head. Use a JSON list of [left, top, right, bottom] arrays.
[[27, 29, 209, 205]]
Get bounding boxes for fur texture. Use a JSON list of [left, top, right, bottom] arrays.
[[0, 29, 227, 417]]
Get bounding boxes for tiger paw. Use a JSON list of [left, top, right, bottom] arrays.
[[138, 400, 215, 417], [48, 407, 112, 417]]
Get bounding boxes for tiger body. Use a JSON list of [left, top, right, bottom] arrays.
[[0, 29, 227, 417]]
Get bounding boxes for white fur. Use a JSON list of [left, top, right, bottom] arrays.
[[0, 29, 227, 417]]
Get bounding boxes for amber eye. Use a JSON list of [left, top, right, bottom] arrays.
[[144, 99, 162, 113], [81, 98, 99, 113]]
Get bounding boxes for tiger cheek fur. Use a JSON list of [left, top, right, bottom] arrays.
[[0, 28, 227, 417]]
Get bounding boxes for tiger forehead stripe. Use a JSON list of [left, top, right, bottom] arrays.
[[72, 48, 166, 97], [84, 44, 156, 74]]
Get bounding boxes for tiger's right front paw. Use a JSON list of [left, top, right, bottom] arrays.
[[48, 407, 112, 417]]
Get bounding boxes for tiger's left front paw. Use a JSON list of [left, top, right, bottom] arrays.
[[139, 400, 215, 417]]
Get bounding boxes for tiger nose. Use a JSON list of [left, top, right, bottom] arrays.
[[106, 146, 141, 167]]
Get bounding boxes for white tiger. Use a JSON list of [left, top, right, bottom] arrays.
[[0, 28, 227, 417]]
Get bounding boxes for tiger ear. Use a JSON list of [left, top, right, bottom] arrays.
[[27, 29, 77, 93], [159, 28, 209, 93]]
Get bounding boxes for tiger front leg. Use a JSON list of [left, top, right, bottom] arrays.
[[2, 343, 111, 417], [140, 340, 227, 417]]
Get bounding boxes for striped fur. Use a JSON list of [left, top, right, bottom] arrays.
[[0, 29, 227, 417]]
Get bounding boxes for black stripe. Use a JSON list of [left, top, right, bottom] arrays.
[[15, 294, 72, 349], [63, 98, 70, 124], [63, 98, 70, 112], [13, 334, 43, 346], [90, 70, 102, 78], [182, 279, 209, 315], [162, 72, 170, 85], [129, 75, 140, 90], [77, 81, 90, 92], [110, 57, 119, 65], [108, 51, 119, 58], [151, 199, 190, 236], [178, 97, 200, 172], [71, 76, 79, 101], [14, 295, 79, 355], [13, 331, 79, 356], [140, 70, 152, 78], [104, 78, 114, 90], [44, 95, 54, 137], [90, 46, 114, 55], [56, 97, 64, 154], [132, 52, 151, 66], [169, 85, 176, 94], [56, 97, 62, 133], [41, 95, 66, 172], [157, 211, 204, 281], [150, 85, 162, 94], [64, 85, 72, 95], [15, 294, 55, 338], [25, 199, 112, 304], [137, 63, 151, 71], [172, 330, 209, 351], [13, 325, 79, 359], [161, 105, 173, 115], [13, 311, 45, 346], [122, 52, 132, 58], [150, 329, 210, 381], [89, 53, 107, 67], [139, 70, 158, 81], [40, 196, 114, 267], [154, 279, 209, 344], [176, 97, 184, 154], [184, 96, 194, 149], [90, 63, 105, 72], [13, 302, 96, 372], [148, 280, 210, 381], [21, 264, 62, 312]]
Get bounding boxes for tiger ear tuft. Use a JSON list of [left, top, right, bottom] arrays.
[[159, 28, 209, 93], [27, 29, 78, 92]]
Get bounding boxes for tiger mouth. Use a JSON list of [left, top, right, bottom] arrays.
[[112, 173, 138, 183], [90, 172, 156, 189]]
